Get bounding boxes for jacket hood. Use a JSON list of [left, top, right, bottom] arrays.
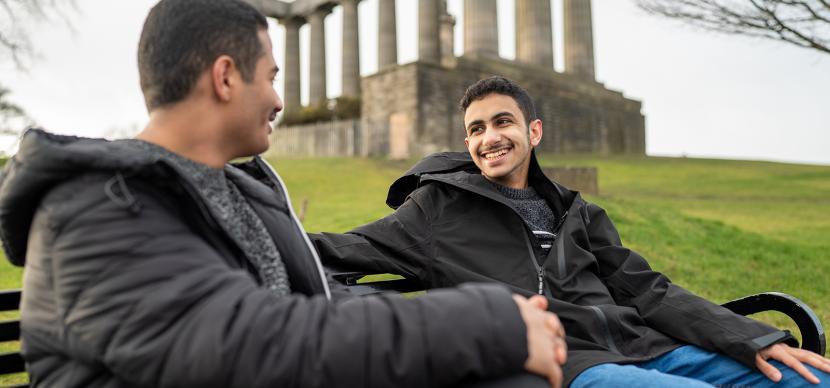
[[386, 150, 576, 216], [386, 152, 479, 208], [0, 129, 166, 266]]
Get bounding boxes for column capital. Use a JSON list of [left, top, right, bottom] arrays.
[[278, 15, 305, 28], [309, 3, 336, 19]]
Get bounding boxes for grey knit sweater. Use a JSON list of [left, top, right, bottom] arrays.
[[491, 183, 557, 257], [128, 140, 291, 296]]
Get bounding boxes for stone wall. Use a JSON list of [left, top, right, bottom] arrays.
[[361, 56, 645, 158], [268, 119, 359, 157], [543, 166, 599, 195]]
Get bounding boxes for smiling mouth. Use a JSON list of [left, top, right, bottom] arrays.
[[482, 147, 512, 161]]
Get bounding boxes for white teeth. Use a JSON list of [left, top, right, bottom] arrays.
[[484, 149, 509, 160]]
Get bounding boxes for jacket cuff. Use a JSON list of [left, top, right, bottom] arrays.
[[733, 330, 799, 368], [751, 330, 799, 350]]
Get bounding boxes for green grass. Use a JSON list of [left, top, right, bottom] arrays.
[[0, 154, 828, 384]]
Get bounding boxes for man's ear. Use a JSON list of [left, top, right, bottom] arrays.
[[529, 119, 543, 147], [464, 136, 469, 147], [211, 55, 237, 102]]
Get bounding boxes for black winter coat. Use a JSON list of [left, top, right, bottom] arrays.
[[313, 151, 796, 387], [0, 130, 530, 388]]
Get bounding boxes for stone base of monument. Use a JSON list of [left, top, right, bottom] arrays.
[[542, 167, 599, 195]]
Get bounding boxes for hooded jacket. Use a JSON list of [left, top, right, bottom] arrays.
[[0, 129, 530, 388], [313, 151, 796, 387]]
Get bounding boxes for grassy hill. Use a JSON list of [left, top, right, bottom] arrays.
[[0, 154, 828, 373]]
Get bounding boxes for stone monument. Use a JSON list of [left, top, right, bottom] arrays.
[[252, 0, 645, 159]]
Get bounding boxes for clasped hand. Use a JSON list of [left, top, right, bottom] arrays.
[[513, 295, 568, 388]]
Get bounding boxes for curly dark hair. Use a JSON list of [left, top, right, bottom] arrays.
[[138, 0, 268, 110], [459, 76, 537, 125]]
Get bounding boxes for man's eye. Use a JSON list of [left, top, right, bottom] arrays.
[[470, 127, 483, 134], [497, 119, 510, 125]]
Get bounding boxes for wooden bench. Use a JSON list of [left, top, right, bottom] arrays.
[[0, 289, 26, 388], [331, 271, 827, 356]]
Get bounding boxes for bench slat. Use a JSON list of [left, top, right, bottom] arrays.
[[0, 290, 21, 312], [0, 320, 20, 342], [0, 352, 25, 375]]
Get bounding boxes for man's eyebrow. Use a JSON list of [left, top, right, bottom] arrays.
[[491, 111, 516, 121], [466, 119, 485, 131]]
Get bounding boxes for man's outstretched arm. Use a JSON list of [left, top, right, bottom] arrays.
[[583, 202, 830, 382]]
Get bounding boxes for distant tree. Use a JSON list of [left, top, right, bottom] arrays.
[[1, 0, 74, 151], [1, 0, 75, 68], [636, 0, 830, 55], [0, 84, 31, 150]]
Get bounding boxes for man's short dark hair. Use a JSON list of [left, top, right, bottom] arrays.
[[459, 76, 537, 125], [138, 0, 268, 110]]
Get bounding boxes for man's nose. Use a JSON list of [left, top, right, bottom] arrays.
[[274, 93, 284, 114], [482, 127, 502, 146]]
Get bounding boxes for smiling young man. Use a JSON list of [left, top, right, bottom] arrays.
[[314, 76, 830, 387], [0, 4, 569, 387]]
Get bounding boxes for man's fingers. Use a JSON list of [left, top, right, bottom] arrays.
[[799, 350, 830, 373], [545, 315, 564, 338], [756, 353, 783, 382], [547, 365, 562, 388], [778, 350, 820, 384], [554, 337, 568, 365]]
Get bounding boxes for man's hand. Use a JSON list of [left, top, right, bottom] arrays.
[[756, 343, 830, 384], [513, 294, 568, 388]]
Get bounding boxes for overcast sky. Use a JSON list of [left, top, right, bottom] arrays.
[[3, 0, 829, 165]]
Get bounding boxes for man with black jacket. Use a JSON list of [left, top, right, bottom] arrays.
[[0, 2, 568, 387], [313, 76, 830, 387]]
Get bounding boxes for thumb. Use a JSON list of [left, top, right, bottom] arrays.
[[528, 295, 549, 310]]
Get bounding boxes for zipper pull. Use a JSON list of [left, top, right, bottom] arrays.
[[537, 268, 544, 295]]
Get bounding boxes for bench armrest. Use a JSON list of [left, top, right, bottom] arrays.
[[330, 271, 423, 295], [722, 292, 826, 356]]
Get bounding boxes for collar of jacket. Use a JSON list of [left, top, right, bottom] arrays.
[[0, 129, 278, 267], [386, 150, 576, 218]]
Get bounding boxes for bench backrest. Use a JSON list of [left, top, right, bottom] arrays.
[[0, 289, 27, 387]]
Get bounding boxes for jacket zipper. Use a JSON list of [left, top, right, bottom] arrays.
[[551, 212, 568, 279], [256, 158, 332, 300], [588, 306, 621, 354]]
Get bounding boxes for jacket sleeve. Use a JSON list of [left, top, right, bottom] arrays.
[[584, 202, 795, 368], [312, 188, 436, 282], [43, 179, 528, 388]]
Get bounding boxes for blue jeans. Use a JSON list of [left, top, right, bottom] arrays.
[[571, 345, 830, 388]]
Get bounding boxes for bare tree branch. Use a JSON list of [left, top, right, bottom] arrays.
[[1, 0, 75, 151], [637, 0, 830, 55], [0, 0, 77, 69]]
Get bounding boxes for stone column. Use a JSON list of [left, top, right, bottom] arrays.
[[280, 17, 304, 114], [516, 0, 553, 68], [342, 0, 361, 96], [440, 2, 456, 68], [378, 0, 397, 68], [309, 7, 330, 104], [419, 0, 441, 63], [564, 0, 595, 79], [463, 0, 498, 58]]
